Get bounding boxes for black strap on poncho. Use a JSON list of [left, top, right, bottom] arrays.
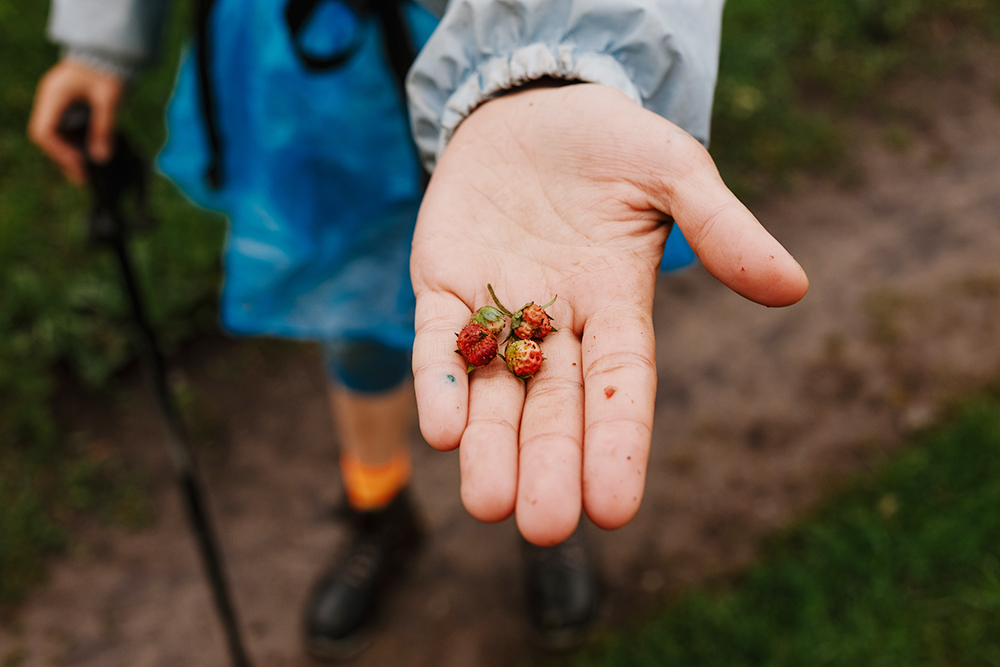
[[193, 0, 422, 190]]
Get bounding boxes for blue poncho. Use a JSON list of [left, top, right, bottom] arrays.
[[156, 0, 697, 347], [158, 0, 439, 348]]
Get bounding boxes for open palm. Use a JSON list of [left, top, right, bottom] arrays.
[[410, 84, 808, 546]]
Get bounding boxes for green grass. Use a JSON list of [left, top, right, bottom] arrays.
[[0, 0, 223, 603], [566, 391, 1000, 666], [711, 0, 1000, 196]]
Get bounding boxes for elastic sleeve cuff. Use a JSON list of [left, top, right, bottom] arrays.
[[406, 0, 723, 174], [63, 46, 142, 81], [409, 44, 641, 171]]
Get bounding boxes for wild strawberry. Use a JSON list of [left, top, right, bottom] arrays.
[[456, 322, 498, 371], [504, 339, 544, 379], [470, 304, 506, 339], [487, 284, 557, 342], [511, 300, 555, 340]]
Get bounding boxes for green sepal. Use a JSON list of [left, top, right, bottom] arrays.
[[471, 304, 507, 337]]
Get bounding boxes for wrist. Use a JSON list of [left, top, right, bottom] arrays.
[[491, 75, 583, 96], [62, 46, 138, 82]]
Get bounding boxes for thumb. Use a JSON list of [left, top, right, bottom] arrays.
[[642, 127, 808, 307]]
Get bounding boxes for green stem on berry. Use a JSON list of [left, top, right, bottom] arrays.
[[487, 283, 514, 316]]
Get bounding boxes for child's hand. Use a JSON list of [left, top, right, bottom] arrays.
[[410, 83, 808, 546], [28, 60, 124, 184]]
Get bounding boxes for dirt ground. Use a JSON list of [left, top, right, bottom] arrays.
[[3, 41, 1000, 667]]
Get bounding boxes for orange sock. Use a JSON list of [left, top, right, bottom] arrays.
[[340, 449, 411, 511]]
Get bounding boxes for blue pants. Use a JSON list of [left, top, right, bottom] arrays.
[[322, 338, 411, 394]]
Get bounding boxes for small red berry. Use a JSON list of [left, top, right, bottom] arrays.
[[512, 302, 554, 340], [487, 284, 557, 342], [504, 339, 543, 379], [456, 322, 499, 371]]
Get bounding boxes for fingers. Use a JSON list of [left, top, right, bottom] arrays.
[[579, 304, 657, 530], [27, 60, 124, 184], [459, 357, 522, 523], [87, 87, 121, 163], [515, 329, 584, 545], [28, 75, 86, 184], [413, 288, 521, 525], [638, 123, 809, 307], [417, 291, 655, 540], [412, 291, 473, 451]]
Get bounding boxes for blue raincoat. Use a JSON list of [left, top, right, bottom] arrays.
[[157, 0, 439, 348], [153, 0, 698, 346], [50, 0, 717, 347]]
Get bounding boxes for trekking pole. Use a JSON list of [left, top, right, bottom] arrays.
[[58, 102, 253, 667]]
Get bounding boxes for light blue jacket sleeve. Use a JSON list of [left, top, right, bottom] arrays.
[[406, 0, 725, 171], [47, 0, 172, 78]]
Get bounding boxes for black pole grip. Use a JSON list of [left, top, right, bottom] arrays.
[[57, 101, 150, 243], [56, 100, 91, 151]]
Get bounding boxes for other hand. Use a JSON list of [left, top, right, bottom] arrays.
[[28, 59, 124, 184]]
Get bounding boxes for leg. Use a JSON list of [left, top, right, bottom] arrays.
[[323, 337, 416, 510], [304, 339, 423, 661], [328, 381, 414, 510], [328, 380, 414, 467]]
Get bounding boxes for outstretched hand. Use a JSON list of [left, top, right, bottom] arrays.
[[410, 84, 808, 546]]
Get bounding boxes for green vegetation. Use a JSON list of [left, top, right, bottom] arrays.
[[0, 0, 223, 602], [712, 0, 1000, 196], [2, 0, 1000, 607], [567, 391, 1000, 666]]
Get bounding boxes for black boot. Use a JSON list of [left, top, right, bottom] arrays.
[[522, 525, 601, 652], [304, 489, 423, 661]]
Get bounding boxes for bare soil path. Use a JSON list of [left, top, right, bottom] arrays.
[[3, 41, 1000, 667]]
